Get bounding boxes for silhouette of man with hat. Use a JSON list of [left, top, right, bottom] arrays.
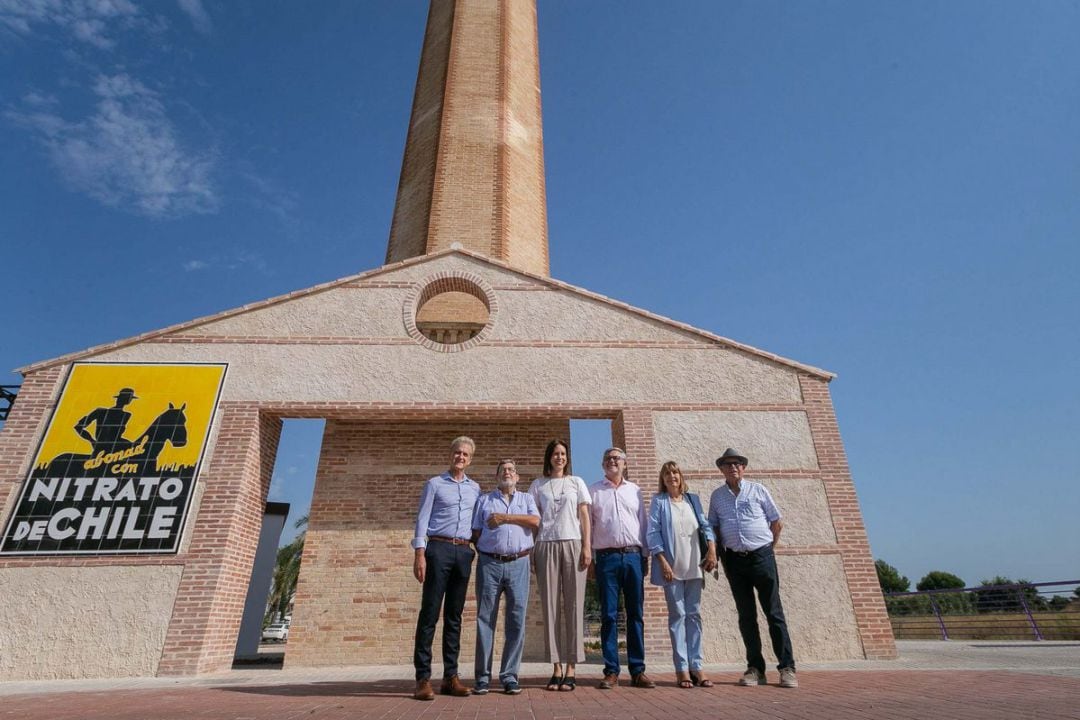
[[74, 388, 138, 455]]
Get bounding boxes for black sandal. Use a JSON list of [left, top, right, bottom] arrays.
[[689, 671, 714, 688], [546, 674, 561, 691], [559, 673, 577, 691]]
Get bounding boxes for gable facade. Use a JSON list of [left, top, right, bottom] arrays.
[[0, 250, 894, 679]]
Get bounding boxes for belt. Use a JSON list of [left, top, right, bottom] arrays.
[[723, 545, 770, 558], [595, 545, 642, 555], [429, 535, 472, 546], [480, 549, 531, 562]]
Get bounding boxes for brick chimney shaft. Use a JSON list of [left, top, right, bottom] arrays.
[[385, 0, 550, 276]]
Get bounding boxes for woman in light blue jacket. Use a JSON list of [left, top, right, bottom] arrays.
[[647, 460, 718, 688]]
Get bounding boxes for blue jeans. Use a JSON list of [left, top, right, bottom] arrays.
[[474, 553, 530, 685], [662, 578, 704, 671], [595, 549, 646, 677]]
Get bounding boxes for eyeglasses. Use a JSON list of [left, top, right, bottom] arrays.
[[603, 456, 624, 464], [719, 462, 742, 468]]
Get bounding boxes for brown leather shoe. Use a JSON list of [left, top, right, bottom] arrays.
[[630, 672, 656, 689], [414, 679, 435, 701], [598, 672, 619, 690], [440, 675, 471, 697]]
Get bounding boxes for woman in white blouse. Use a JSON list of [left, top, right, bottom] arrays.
[[647, 460, 718, 688], [528, 439, 592, 691]]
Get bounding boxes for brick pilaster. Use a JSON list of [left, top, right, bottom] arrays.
[[613, 408, 671, 665], [0, 367, 67, 527], [799, 375, 896, 659], [156, 405, 282, 675]]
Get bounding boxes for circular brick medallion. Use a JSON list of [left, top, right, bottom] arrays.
[[403, 272, 498, 352]]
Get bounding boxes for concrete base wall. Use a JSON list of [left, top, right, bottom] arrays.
[[0, 565, 183, 680]]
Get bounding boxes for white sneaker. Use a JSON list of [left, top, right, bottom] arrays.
[[739, 668, 766, 686], [779, 667, 798, 688]]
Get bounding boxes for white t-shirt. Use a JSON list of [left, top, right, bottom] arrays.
[[669, 498, 703, 581], [528, 475, 592, 542]]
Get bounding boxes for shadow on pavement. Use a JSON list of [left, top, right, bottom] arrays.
[[220, 679, 414, 698], [217, 675, 745, 698]]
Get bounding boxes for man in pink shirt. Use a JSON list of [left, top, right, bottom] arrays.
[[589, 448, 654, 689]]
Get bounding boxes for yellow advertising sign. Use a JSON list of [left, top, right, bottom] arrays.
[[1, 362, 227, 555]]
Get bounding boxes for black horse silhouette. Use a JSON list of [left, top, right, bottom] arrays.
[[41, 403, 188, 478]]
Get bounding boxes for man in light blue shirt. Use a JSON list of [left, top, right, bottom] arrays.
[[708, 448, 797, 689], [411, 436, 481, 701], [469, 459, 540, 695]]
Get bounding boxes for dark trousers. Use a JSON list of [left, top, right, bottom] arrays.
[[722, 545, 795, 672], [414, 540, 475, 681], [595, 549, 646, 677]]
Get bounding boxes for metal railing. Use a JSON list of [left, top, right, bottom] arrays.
[[0, 385, 18, 422], [885, 580, 1080, 641]]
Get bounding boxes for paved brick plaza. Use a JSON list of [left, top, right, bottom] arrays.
[[5, 670, 1079, 720]]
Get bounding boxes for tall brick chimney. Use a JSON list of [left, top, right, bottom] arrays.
[[385, 0, 550, 276]]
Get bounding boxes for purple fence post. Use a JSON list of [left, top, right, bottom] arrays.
[[928, 593, 949, 641], [1017, 586, 1044, 641]]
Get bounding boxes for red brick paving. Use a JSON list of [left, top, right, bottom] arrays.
[[4, 672, 1079, 720]]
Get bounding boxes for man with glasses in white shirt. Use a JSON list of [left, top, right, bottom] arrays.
[[708, 448, 797, 689], [589, 448, 654, 690]]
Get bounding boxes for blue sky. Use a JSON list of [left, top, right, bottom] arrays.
[[2, 1, 1077, 590]]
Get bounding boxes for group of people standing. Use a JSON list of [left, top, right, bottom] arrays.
[[410, 437, 797, 700]]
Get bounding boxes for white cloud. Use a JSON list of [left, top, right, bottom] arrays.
[[238, 166, 300, 227], [22, 90, 59, 108], [268, 472, 284, 501], [176, 0, 210, 35], [7, 72, 219, 218], [227, 250, 271, 275], [177, 251, 273, 275], [0, 0, 140, 48]]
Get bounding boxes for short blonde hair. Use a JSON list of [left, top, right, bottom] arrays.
[[657, 460, 689, 495]]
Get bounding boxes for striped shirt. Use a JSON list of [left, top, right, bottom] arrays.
[[411, 472, 481, 550], [472, 489, 539, 556], [707, 480, 781, 552]]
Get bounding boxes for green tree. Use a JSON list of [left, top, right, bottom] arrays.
[[975, 575, 1013, 613], [974, 576, 1044, 613], [916, 571, 965, 591], [884, 594, 932, 617], [1048, 595, 1070, 611], [875, 559, 910, 594], [265, 514, 308, 625], [1018, 579, 1048, 610], [917, 571, 971, 614]]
